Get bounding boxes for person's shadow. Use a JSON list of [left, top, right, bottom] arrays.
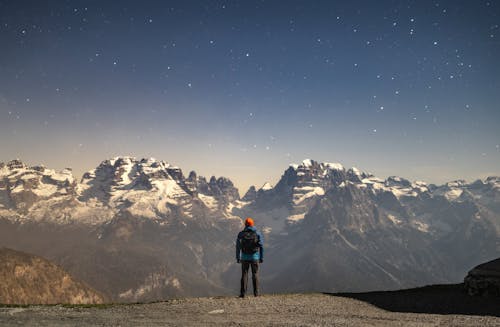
[[325, 284, 500, 317]]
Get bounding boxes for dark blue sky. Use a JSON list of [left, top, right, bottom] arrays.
[[1, 0, 499, 192]]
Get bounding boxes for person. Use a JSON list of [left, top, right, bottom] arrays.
[[236, 217, 264, 298]]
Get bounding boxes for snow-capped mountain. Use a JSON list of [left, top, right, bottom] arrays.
[[0, 157, 243, 302], [0, 157, 498, 300], [236, 159, 499, 293], [77, 156, 241, 223], [0, 159, 94, 224], [237, 159, 498, 235], [0, 159, 75, 209], [0, 157, 241, 225]]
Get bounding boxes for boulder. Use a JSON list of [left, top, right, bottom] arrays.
[[464, 258, 500, 296]]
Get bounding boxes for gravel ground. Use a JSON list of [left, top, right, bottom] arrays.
[[1, 291, 499, 327]]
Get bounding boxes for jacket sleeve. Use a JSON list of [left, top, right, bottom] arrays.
[[258, 232, 264, 260], [235, 233, 241, 261]]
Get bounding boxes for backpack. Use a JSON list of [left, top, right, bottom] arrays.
[[240, 229, 259, 254]]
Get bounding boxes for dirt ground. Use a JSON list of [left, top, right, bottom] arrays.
[[1, 288, 499, 326]]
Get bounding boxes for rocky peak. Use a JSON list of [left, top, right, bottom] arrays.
[[166, 167, 184, 182], [0, 160, 76, 212], [484, 177, 500, 190], [218, 177, 240, 202], [187, 171, 197, 182], [204, 176, 240, 202], [185, 171, 198, 194], [485, 176, 500, 183], [347, 167, 367, 183], [32, 165, 46, 173], [215, 177, 234, 190], [282, 160, 369, 195], [260, 182, 273, 191], [196, 176, 210, 194], [446, 180, 467, 188], [6, 159, 27, 170], [78, 156, 243, 214], [242, 186, 257, 202], [386, 176, 412, 188]]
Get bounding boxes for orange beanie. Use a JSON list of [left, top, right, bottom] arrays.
[[245, 217, 254, 226]]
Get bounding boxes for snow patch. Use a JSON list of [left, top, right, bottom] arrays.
[[287, 213, 306, 222], [198, 194, 218, 211], [293, 186, 325, 204], [302, 159, 313, 167], [324, 162, 344, 170], [350, 167, 362, 175], [387, 214, 402, 225], [31, 184, 59, 197], [413, 221, 429, 233], [260, 182, 273, 191], [443, 188, 463, 201]]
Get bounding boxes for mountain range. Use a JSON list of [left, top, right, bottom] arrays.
[[0, 157, 498, 301]]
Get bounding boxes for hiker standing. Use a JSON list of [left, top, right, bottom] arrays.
[[236, 217, 264, 298]]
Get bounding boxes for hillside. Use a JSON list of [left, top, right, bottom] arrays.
[[0, 248, 105, 305], [1, 286, 499, 326]]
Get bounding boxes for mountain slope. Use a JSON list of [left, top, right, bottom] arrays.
[[0, 247, 105, 304]]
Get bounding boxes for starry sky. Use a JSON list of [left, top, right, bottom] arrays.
[[1, 0, 499, 193]]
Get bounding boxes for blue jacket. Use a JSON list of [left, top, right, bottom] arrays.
[[236, 226, 264, 262]]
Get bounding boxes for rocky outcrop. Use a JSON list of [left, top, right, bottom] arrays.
[[464, 258, 500, 296]]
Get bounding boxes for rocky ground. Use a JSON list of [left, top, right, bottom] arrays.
[[1, 285, 499, 326]]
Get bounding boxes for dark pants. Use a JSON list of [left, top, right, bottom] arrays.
[[240, 261, 259, 296]]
